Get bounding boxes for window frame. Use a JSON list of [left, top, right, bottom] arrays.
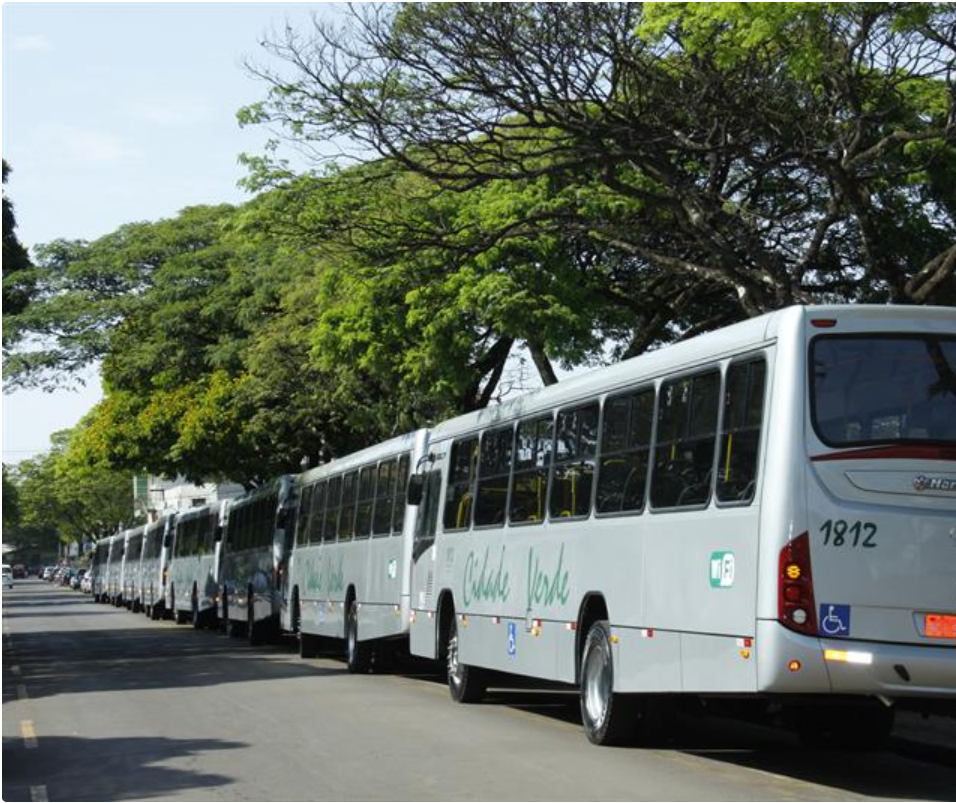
[[715, 354, 768, 509], [547, 400, 600, 523], [648, 366, 723, 514], [473, 423, 516, 531], [809, 333, 956, 449], [507, 413, 555, 528], [594, 384, 656, 520], [443, 436, 479, 533]]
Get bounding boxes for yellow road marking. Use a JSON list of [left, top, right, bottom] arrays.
[[21, 719, 38, 749]]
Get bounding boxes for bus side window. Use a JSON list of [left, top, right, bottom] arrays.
[[308, 481, 326, 544], [296, 485, 313, 547], [413, 468, 443, 560], [355, 465, 376, 539], [717, 358, 766, 504], [474, 425, 514, 527], [651, 370, 720, 509], [549, 402, 599, 520], [391, 454, 411, 535], [338, 472, 358, 541], [444, 437, 479, 531], [323, 476, 342, 543], [509, 415, 553, 524], [372, 459, 396, 537], [596, 388, 653, 514]]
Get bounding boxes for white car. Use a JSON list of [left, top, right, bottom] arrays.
[[2, 565, 13, 590]]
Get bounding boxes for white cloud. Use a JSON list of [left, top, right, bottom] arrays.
[[11, 34, 54, 52]]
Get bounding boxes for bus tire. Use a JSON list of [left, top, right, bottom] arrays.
[[346, 600, 371, 673], [447, 615, 486, 703], [300, 632, 320, 659], [580, 620, 638, 746], [248, 603, 263, 646], [191, 595, 203, 629]]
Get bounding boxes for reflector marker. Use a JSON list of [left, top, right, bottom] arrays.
[[824, 648, 873, 665], [640, 628, 655, 638]]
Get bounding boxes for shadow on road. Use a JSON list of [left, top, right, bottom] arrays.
[[2, 735, 243, 802]]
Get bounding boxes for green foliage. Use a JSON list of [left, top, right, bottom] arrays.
[[4, 427, 137, 553], [2, 160, 34, 325]]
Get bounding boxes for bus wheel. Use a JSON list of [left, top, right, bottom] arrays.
[[248, 604, 263, 646], [580, 620, 637, 746], [191, 595, 203, 629], [447, 616, 486, 703], [346, 600, 371, 673]]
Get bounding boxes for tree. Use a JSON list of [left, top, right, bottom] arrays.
[[2, 160, 34, 329], [5, 428, 137, 555], [244, 2, 956, 331]]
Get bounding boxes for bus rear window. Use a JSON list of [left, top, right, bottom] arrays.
[[811, 335, 956, 447]]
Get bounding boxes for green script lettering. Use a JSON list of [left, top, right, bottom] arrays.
[[527, 544, 570, 609], [463, 546, 510, 606]]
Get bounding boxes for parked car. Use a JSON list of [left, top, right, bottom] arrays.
[[2, 565, 13, 590], [58, 568, 75, 587], [71, 570, 86, 591], [12, 564, 27, 579], [81, 572, 94, 594], [42, 566, 57, 581]]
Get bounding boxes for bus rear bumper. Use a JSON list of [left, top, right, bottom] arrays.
[[757, 619, 956, 699]]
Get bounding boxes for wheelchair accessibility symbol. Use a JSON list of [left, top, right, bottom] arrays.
[[819, 603, 851, 637]]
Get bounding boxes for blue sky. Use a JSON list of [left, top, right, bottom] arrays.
[[3, 2, 341, 463]]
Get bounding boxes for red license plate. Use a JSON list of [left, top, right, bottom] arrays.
[[924, 614, 956, 639]]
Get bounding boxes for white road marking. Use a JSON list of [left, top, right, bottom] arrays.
[[30, 784, 49, 802], [12, 664, 22, 675]]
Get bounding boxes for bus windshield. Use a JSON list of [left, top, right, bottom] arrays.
[[811, 334, 956, 447]]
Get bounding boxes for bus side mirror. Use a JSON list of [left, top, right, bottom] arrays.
[[407, 474, 424, 506]]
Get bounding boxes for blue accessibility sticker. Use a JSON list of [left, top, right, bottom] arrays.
[[507, 621, 517, 657], [819, 603, 851, 637]]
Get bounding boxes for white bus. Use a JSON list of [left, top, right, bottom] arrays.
[[90, 538, 111, 603], [120, 525, 146, 611], [168, 503, 226, 628], [219, 477, 295, 644], [104, 530, 129, 606], [141, 514, 176, 621], [284, 430, 426, 669], [406, 305, 956, 746]]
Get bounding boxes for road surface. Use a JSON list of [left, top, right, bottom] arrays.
[[3, 580, 954, 801]]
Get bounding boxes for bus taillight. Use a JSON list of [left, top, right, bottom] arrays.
[[778, 532, 817, 636]]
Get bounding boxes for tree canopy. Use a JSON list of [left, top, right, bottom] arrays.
[[3, 428, 137, 559], [3, 3, 954, 486]]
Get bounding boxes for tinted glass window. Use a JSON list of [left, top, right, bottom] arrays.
[[323, 476, 342, 542], [296, 485, 313, 546], [413, 468, 443, 560], [717, 359, 766, 504], [651, 371, 720, 508], [392, 454, 411, 535], [597, 389, 653, 514], [510, 415, 553, 524], [372, 459, 396, 537], [444, 437, 478, 531], [812, 335, 956, 446], [355, 466, 376, 539], [338, 472, 358, 540], [549, 403, 599, 520], [308, 482, 326, 544], [475, 425, 513, 527]]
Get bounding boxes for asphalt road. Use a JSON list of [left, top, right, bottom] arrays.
[[3, 579, 955, 801]]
